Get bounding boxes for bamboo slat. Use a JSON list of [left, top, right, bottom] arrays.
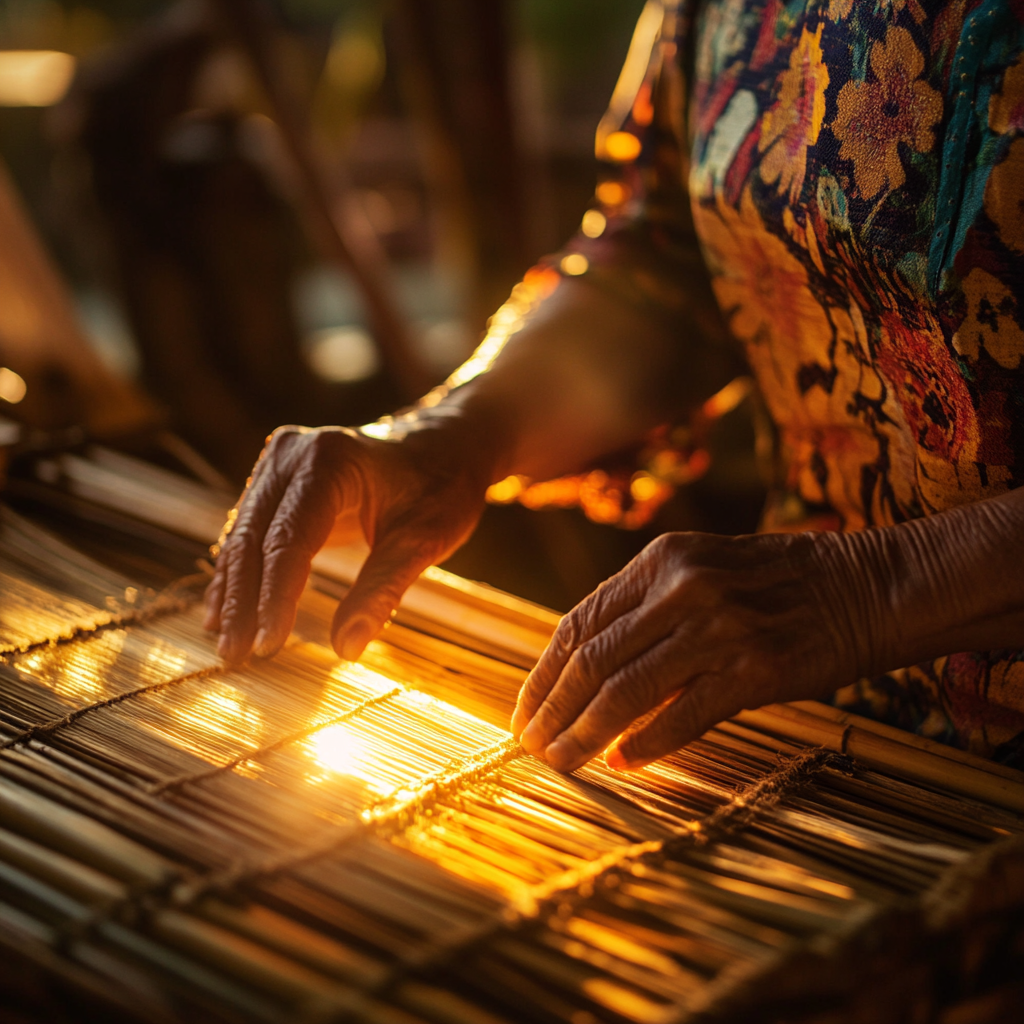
[[0, 459, 1021, 1023]]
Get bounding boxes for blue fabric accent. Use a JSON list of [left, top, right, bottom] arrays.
[[927, 1, 1023, 298]]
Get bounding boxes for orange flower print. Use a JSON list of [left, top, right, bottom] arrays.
[[989, 51, 1024, 135], [984, 137, 1024, 255], [955, 268, 1024, 370], [759, 24, 830, 202], [695, 190, 830, 355], [876, 311, 977, 465], [831, 26, 942, 198]]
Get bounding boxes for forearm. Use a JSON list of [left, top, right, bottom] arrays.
[[383, 275, 738, 486], [819, 488, 1024, 677]]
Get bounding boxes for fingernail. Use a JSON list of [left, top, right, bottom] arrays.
[[253, 629, 272, 659], [217, 633, 234, 662], [605, 746, 628, 770], [519, 719, 545, 755], [336, 619, 371, 662]]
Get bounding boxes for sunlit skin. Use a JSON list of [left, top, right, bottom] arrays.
[[207, 275, 1024, 774]]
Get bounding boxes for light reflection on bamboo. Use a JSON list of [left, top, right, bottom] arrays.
[[0, 568, 106, 650], [40, 629, 127, 703]]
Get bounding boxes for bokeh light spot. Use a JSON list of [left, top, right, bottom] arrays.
[[560, 254, 589, 276], [581, 209, 607, 238], [604, 131, 641, 163], [0, 367, 27, 404], [0, 51, 75, 107], [595, 181, 629, 207], [306, 326, 380, 383]]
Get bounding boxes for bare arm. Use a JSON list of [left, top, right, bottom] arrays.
[[205, 272, 736, 664], [415, 274, 734, 482]]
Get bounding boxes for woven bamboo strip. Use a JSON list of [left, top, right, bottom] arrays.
[[148, 686, 404, 796], [0, 580, 203, 659], [0, 665, 223, 753], [508, 748, 851, 918]]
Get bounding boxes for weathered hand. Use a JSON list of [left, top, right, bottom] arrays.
[[204, 420, 494, 664], [511, 530, 870, 772]]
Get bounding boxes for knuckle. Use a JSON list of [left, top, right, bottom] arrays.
[[269, 424, 304, 444], [646, 532, 675, 557], [580, 586, 611, 630], [534, 685, 575, 724], [228, 527, 263, 561], [646, 530, 694, 568], [306, 429, 336, 462], [519, 672, 548, 704], [551, 616, 581, 658], [263, 425, 299, 460], [261, 530, 300, 561], [569, 639, 604, 683], [217, 589, 246, 622]]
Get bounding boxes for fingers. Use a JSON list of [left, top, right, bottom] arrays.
[[253, 466, 349, 658], [517, 605, 674, 760], [511, 567, 646, 738], [210, 433, 300, 663], [605, 676, 736, 770], [204, 431, 286, 637], [330, 527, 443, 661], [203, 569, 226, 632], [214, 520, 269, 664], [535, 631, 685, 772]]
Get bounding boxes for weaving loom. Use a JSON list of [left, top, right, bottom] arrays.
[[0, 450, 1023, 1024]]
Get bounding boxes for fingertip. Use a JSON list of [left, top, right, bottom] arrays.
[[217, 630, 249, 667], [510, 703, 529, 740], [203, 583, 223, 632], [543, 736, 585, 774], [605, 743, 648, 771], [217, 632, 235, 663], [604, 744, 627, 770], [333, 617, 374, 662], [253, 627, 284, 660], [519, 718, 546, 757]]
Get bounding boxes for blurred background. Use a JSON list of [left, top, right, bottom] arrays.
[[0, 0, 763, 611]]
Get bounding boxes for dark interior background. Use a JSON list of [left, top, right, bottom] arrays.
[[0, 0, 764, 611]]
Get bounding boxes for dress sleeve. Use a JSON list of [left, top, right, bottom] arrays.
[[483, 0, 747, 529]]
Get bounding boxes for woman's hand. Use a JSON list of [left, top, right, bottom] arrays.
[[511, 530, 875, 772], [204, 416, 498, 664]]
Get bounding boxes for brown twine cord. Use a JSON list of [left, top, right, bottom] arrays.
[[47, 740, 850, 992], [0, 574, 207, 660], [0, 664, 223, 753], [170, 737, 525, 906], [669, 746, 854, 852], [148, 686, 405, 796], [398, 746, 855, 982]]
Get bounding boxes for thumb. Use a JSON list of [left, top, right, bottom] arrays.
[[330, 528, 440, 661]]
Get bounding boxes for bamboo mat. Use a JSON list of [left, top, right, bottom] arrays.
[[0, 502, 1022, 1024]]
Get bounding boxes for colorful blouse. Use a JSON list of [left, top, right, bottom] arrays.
[[521, 0, 1024, 762]]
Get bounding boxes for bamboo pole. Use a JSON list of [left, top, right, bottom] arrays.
[[735, 704, 1024, 815]]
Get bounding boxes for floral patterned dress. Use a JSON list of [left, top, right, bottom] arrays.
[[549, 0, 1024, 762]]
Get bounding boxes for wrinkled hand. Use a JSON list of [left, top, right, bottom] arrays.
[[205, 421, 493, 664], [511, 530, 870, 772]]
